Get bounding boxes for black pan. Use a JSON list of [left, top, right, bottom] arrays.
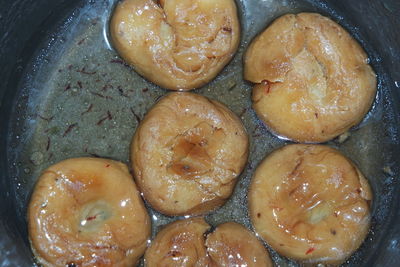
[[1, 0, 400, 266]]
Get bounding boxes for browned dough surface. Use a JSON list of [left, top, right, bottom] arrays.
[[249, 144, 372, 264], [244, 13, 377, 142], [131, 92, 249, 216], [111, 0, 240, 90], [28, 157, 151, 267]]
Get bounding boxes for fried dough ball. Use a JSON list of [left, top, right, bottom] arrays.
[[249, 144, 372, 264], [144, 218, 212, 267], [28, 158, 151, 267], [206, 222, 273, 267], [110, 0, 240, 90], [244, 13, 377, 142], [131, 92, 249, 216], [145, 219, 273, 267]]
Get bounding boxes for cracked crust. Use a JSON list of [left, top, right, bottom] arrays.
[[110, 0, 240, 90], [131, 92, 249, 216], [244, 13, 377, 142], [28, 158, 151, 267], [249, 144, 372, 264]]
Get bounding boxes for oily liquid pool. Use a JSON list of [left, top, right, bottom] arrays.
[[6, 0, 397, 266]]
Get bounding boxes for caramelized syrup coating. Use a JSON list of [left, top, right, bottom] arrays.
[[145, 218, 211, 267], [249, 144, 372, 264], [110, 0, 240, 90], [28, 158, 151, 267], [206, 222, 273, 267], [131, 92, 248, 216], [244, 13, 376, 142]]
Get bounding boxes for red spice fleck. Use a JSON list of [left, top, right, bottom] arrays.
[[130, 108, 141, 124], [38, 115, 54, 122], [105, 164, 110, 168], [63, 123, 78, 137], [86, 215, 97, 221], [154, 95, 163, 102], [90, 91, 113, 100], [142, 87, 149, 92], [64, 83, 71, 91], [102, 84, 113, 91], [223, 27, 232, 32], [107, 111, 113, 120], [96, 111, 113, 126], [261, 80, 271, 95], [77, 38, 85, 45], [46, 137, 51, 151], [306, 248, 315, 255], [117, 86, 129, 98], [110, 59, 124, 64], [110, 59, 130, 68], [77, 67, 96, 75], [81, 104, 93, 115], [356, 188, 362, 194]]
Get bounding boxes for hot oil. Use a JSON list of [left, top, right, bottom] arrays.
[[6, 0, 398, 266]]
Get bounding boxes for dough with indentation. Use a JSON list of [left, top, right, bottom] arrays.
[[110, 0, 240, 90], [28, 157, 151, 267], [131, 92, 248, 216], [244, 13, 377, 142], [249, 144, 372, 264]]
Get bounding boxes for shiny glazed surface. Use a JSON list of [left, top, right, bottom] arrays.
[[28, 158, 151, 267], [206, 222, 273, 267], [110, 0, 240, 90], [249, 144, 372, 264], [245, 13, 377, 143], [145, 218, 273, 267], [131, 92, 249, 216], [1, 0, 399, 266], [144, 218, 211, 267]]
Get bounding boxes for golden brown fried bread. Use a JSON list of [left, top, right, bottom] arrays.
[[28, 158, 151, 267], [249, 144, 372, 264], [206, 222, 273, 267], [244, 13, 377, 142], [110, 0, 240, 90], [144, 218, 212, 267], [132, 92, 248, 216]]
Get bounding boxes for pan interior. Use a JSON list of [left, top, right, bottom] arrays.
[[4, 0, 400, 266]]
